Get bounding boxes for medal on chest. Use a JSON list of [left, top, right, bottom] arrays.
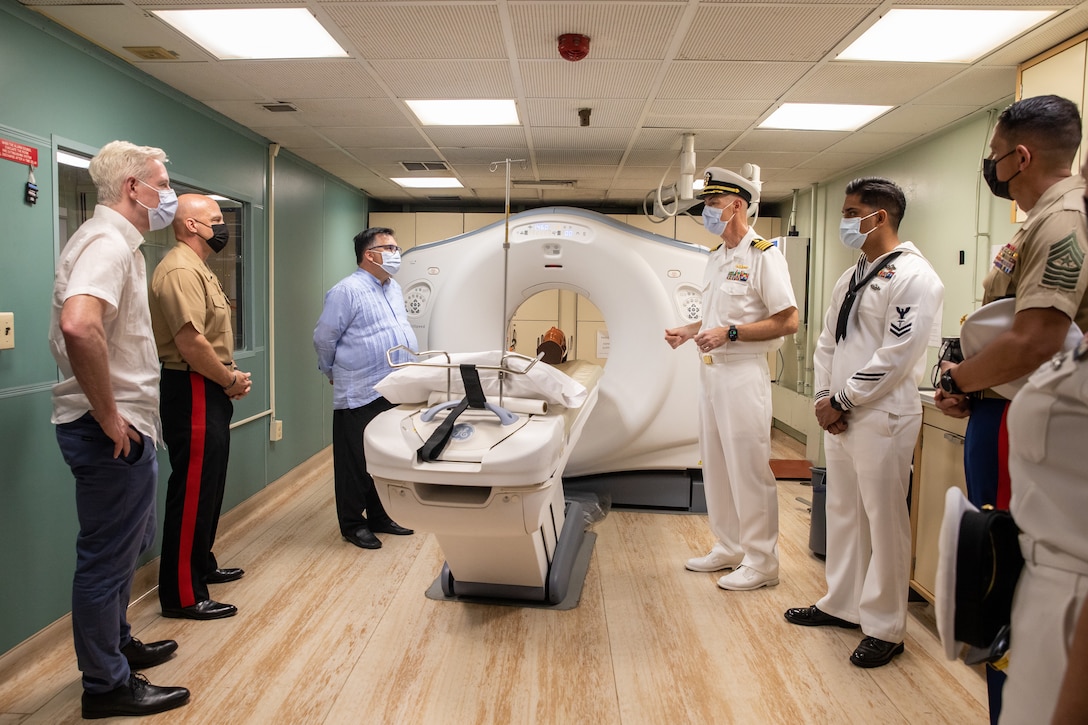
[[993, 243, 1018, 275], [726, 264, 749, 283]]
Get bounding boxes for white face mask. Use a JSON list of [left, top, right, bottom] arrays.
[[839, 210, 880, 250], [135, 178, 178, 231], [372, 248, 401, 275], [702, 204, 733, 236]]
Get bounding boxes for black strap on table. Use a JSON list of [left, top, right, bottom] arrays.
[[417, 364, 488, 462], [835, 250, 903, 342]]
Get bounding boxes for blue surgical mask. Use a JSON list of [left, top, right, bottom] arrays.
[[377, 249, 401, 275], [135, 178, 178, 231], [702, 205, 731, 236], [839, 210, 880, 250]]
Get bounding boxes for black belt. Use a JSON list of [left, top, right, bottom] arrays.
[[161, 360, 233, 372]]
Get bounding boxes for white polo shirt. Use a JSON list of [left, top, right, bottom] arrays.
[[50, 205, 162, 443]]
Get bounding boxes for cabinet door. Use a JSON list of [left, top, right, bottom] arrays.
[[911, 423, 967, 602]]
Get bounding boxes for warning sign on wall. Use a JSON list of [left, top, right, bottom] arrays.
[[0, 138, 39, 168]]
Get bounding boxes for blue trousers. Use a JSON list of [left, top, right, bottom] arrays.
[[964, 397, 1011, 724], [56, 413, 157, 693]]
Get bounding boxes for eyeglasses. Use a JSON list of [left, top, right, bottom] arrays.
[[369, 244, 400, 253]]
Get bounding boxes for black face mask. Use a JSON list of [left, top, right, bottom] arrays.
[[195, 220, 230, 253], [982, 149, 1020, 201]]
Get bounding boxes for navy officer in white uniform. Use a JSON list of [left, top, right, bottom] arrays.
[[666, 165, 798, 591]]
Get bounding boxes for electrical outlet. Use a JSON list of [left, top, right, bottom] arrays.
[[0, 312, 13, 350], [270, 418, 283, 442]]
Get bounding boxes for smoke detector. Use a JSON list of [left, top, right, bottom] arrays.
[[558, 33, 590, 62]]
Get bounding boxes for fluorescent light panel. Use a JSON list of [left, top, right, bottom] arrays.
[[838, 9, 1055, 63], [153, 9, 348, 60], [760, 103, 892, 132], [391, 178, 464, 189], [57, 150, 90, 168], [406, 100, 520, 126]]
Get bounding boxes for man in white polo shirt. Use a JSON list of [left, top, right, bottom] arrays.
[[50, 140, 190, 719]]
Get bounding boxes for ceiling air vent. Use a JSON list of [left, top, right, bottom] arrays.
[[427, 196, 461, 201], [261, 102, 298, 113], [401, 161, 449, 172], [511, 179, 576, 189], [124, 46, 179, 60]]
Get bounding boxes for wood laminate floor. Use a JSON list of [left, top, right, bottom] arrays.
[[0, 431, 986, 723]]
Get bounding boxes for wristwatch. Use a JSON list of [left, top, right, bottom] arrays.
[[939, 369, 964, 395], [727, 325, 739, 343], [829, 396, 844, 412]]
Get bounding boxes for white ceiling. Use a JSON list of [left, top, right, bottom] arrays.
[[24, 0, 1088, 209]]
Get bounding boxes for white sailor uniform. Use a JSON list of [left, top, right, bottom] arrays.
[[814, 243, 943, 643]]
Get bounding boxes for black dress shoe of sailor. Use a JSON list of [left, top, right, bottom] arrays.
[[161, 599, 238, 620], [850, 636, 905, 668], [121, 637, 178, 669], [205, 567, 245, 583], [784, 605, 860, 629], [369, 519, 414, 536], [343, 527, 382, 549], [82, 673, 190, 719]]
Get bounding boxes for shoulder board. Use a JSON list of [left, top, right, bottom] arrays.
[[710, 243, 722, 252], [751, 238, 773, 251]]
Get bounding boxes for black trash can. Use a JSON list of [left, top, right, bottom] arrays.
[[809, 467, 826, 558]]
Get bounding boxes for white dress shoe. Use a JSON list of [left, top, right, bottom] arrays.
[[717, 565, 779, 591], [685, 550, 743, 572]]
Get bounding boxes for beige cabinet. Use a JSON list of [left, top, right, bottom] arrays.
[[909, 403, 968, 603], [1019, 29, 1088, 176]]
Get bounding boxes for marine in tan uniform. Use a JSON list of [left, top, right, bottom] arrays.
[[150, 194, 252, 620], [933, 95, 1087, 722]]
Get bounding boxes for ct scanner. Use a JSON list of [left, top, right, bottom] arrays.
[[362, 207, 711, 604], [396, 207, 709, 478]]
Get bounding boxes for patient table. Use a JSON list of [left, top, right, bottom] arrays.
[[364, 349, 603, 605]]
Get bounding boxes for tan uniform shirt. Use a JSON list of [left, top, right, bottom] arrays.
[[150, 242, 234, 366], [983, 175, 1088, 330]]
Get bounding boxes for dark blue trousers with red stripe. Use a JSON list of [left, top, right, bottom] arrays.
[[159, 368, 233, 609]]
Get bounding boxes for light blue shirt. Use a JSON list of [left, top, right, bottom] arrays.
[[313, 268, 417, 410]]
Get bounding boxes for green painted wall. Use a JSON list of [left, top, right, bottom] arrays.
[[0, 3, 365, 654]]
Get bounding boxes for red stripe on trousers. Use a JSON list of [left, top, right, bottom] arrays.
[[996, 402, 1011, 511], [178, 373, 206, 606]]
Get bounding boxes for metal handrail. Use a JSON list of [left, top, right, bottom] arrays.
[[384, 347, 543, 404]]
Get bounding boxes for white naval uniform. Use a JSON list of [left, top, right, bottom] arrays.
[[814, 243, 943, 643], [1000, 339, 1088, 725], [699, 228, 796, 577]]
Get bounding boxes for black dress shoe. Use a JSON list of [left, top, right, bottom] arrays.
[[784, 605, 860, 629], [121, 637, 177, 669], [343, 527, 381, 549], [205, 567, 245, 583], [369, 519, 414, 536], [82, 673, 190, 719], [850, 636, 905, 668], [161, 599, 237, 620]]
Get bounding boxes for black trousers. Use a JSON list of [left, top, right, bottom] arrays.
[[333, 397, 395, 536], [159, 369, 232, 609]]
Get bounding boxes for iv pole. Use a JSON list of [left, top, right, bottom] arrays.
[[489, 158, 526, 352]]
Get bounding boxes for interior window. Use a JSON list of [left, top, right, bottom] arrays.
[[57, 150, 248, 351]]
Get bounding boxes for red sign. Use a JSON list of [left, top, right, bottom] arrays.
[[0, 138, 39, 168]]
